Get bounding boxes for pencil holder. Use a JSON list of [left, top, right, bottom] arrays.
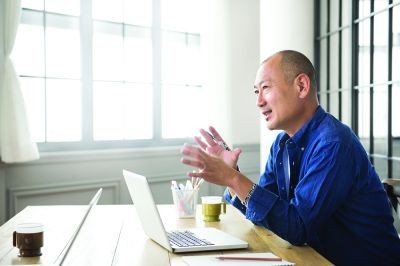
[[171, 188, 199, 218]]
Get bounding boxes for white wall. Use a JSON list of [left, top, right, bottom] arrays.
[[228, 0, 260, 145], [204, 0, 260, 147], [259, 0, 314, 171]]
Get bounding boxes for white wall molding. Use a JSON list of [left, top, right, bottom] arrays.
[[8, 179, 121, 218], [11, 146, 185, 166]]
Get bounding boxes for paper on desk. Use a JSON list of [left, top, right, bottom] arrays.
[[182, 252, 295, 266]]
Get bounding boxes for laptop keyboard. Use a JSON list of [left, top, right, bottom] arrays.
[[167, 230, 215, 247]]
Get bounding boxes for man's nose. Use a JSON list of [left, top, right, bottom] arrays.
[[256, 91, 265, 107]]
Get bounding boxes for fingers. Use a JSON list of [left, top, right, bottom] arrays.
[[199, 128, 217, 147], [180, 157, 205, 169], [209, 126, 227, 144], [233, 147, 242, 157], [180, 143, 207, 169], [186, 171, 203, 178], [194, 136, 207, 150], [181, 143, 207, 158]]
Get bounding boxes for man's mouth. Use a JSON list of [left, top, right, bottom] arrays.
[[262, 110, 272, 120]]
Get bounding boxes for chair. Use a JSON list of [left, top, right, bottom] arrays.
[[382, 178, 400, 234]]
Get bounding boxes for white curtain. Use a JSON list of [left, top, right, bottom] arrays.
[[0, 0, 39, 163]]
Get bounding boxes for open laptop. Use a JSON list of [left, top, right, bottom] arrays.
[[122, 169, 248, 253]]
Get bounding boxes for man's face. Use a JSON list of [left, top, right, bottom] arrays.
[[253, 55, 301, 133]]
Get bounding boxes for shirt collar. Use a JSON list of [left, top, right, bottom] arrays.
[[285, 105, 326, 148]]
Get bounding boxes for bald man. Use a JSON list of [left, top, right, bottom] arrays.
[[181, 50, 400, 265]]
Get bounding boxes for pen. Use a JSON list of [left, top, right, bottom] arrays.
[[216, 256, 282, 261], [206, 132, 231, 151], [206, 132, 240, 171]]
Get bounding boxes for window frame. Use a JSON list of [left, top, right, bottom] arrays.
[[16, 0, 202, 152], [315, 0, 400, 179]]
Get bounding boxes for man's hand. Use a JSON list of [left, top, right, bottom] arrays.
[[180, 143, 254, 201], [180, 143, 236, 187], [195, 126, 241, 169], [180, 127, 254, 201]]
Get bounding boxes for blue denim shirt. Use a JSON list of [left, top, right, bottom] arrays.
[[224, 106, 400, 265]]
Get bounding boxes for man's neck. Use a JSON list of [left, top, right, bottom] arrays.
[[285, 104, 319, 137]]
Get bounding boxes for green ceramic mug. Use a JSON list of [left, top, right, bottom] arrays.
[[201, 196, 226, 222]]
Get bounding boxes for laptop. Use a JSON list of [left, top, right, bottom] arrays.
[[54, 188, 103, 265], [122, 169, 248, 253]]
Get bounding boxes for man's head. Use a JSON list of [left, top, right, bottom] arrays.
[[253, 50, 319, 136]]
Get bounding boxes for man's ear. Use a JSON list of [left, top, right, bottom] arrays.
[[295, 73, 311, 99]]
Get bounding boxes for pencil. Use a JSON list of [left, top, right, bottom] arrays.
[[216, 256, 282, 261]]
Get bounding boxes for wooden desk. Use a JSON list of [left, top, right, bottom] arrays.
[[0, 205, 332, 265]]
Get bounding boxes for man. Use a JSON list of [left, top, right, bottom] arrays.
[[180, 50, 400, 265]]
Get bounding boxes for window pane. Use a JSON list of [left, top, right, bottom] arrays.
[[341, 28, 351, 125], [20, 77, 45, 142], [124, 0, 152, 26], [93, 82, 152, 140], [330, 0, 339, 29], [373, 85, 388, 154], [46, 14, 80, 79], [341, 88, 351, 126], [12, 10, 45, 76], [342, 0, 350, 26], [358, 19, 370, 86], [185, 34, 202, 85], [393, 5, 400, 82], [359, 0, 371, 19], [21, 0, 43, 10], [46, 79, 81, 141], [330, 92, 339, 118], [162, 85, 206, 138], [320, 0, 327, 36], [93, 21, 123, 81], [373, 11, 388, 83], [161, 0, 203, 33], [394, 160, 400, 178], [93, 0, 123, 23], [329, 33, 339, 118], [45, 0, 80, 16], [162, 32, 186, 84], [123, 83, 153, 139], [319, 38, 328, 107], [124, 26, 152, 83], [375, 0, 388, 11], [342, 28, 350, 89], [358, 87, 370, 151], [374, 157, 387, 180], [162, 32, 201, 85], [393, 85, 400, 155]]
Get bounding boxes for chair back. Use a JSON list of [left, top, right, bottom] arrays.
[[382, 179, 400, 234]]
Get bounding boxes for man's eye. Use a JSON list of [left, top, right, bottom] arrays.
[[254, 89, 259, 95]]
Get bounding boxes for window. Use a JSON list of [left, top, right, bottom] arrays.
[[12, 0, 205, 151], [316, 0, 400, 179]]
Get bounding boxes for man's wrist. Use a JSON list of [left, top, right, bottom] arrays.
[[228, 172, 255, 202], [241, 183, 257, 207]]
